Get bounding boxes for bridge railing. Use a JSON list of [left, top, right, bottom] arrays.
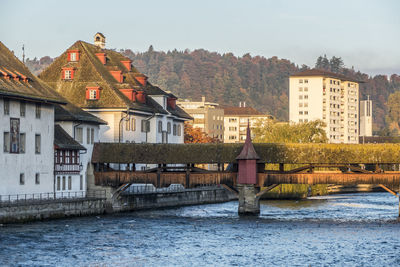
[[0, 190, 107, 207]]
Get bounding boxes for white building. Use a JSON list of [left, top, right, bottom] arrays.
[[360, 97, 372, 137], [39, 33, 191, 147], [289, 69, 360, 144], [0, 41, 64, 196], [54, 102, 106, 195], [177, 96, 224, 141], [223, 105, 273, 143]]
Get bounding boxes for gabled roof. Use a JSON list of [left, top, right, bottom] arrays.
[[39, 40, 191, 120], [0, 41, 65, 104], [54, 125, 86, 150], [290, 69, 363, 83], [54, 101, 107, 125]]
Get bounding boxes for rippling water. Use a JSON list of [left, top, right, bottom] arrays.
[[1, 193, 400, 266]]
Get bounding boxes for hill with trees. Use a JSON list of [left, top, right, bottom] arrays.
[[27, 48, 400, 133]]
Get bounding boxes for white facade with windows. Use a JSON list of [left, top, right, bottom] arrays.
[[360, 98, 373, 137], [0, 98, 55, 195], [289, 70, 360, 144]]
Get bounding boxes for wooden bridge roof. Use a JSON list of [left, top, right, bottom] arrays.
[[91, 143, 400, 164]]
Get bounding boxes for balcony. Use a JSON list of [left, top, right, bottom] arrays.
[[55, 164, 81, 174]]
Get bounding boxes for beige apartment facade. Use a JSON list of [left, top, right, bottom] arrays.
[[177, 97, 224, 141], [289, 69, 360, 144], [223, 106, 273, 143], [360, 97, 372, 137]]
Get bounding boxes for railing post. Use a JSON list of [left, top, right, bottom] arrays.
[[157, 165, 161, 188], [186, 164, 191, 188]]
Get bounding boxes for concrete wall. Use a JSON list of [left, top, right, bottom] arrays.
[[0, 98, 55, 195], [0, 198, 105, 224], [114, 187, 237, 212]]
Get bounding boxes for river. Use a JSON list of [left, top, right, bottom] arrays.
[[1, 192, 399, 266]]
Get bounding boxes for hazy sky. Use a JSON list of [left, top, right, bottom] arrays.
[[1, 0, 399, 76]]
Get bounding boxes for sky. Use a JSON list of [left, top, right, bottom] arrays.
[[1, 0, 399, 76]]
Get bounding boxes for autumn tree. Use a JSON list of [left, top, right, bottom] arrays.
[[184, 123, 219, 143], [253, 119, 328, 143]]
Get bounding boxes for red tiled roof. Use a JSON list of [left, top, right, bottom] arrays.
[[223, 106, 264, 116]]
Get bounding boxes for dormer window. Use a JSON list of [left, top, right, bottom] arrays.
[[62, 67, 75, 80], [65, 70, 72, 79], [86, 86, 100, 100], [67, 50, 80, 62], [109, 70, 123, 83]]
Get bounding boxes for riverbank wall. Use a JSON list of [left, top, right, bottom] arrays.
[[0, 197, 106, 224], [112, 187, 237, 212]]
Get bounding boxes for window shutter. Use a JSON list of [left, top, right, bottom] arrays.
[[96, 89, 100, 99], [86, 89, 90, 100], [70, 70, 74, 79], [67, 53, 71, 61], [62, 70, 65, 80]]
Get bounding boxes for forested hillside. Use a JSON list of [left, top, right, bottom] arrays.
[[28, 49, 400, 132]]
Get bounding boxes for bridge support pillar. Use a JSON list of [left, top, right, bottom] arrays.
[[237, 184, 260, 215]]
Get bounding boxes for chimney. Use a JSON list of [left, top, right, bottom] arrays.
[[239, 102, 242, 107], [94, 32, 106, 49], [243, 102, 246, 107]]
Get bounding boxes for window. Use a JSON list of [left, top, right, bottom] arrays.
[[167, 122, 171, 134], [4, 99, 10, 115], [75, 127, 83, 143], [20, 173, 25, 185], [299, 111, 303, 115], [299, 103, 303, 107], [35, 134, 41, 154], [70, 53, 77, 61], [57, 176, 61, 190], [35, 103, 41, 119], [304, 79, 308, 83], [304, 87, 308, 92], [89, 90, 97, 99], [173, 124, 177, 136], [299, 95, 303, 100], [141, 120, 150, 132], [299, 79, 303, 83], [299, 119, 303, 122], [87, 128, 91, 144], [19, 133, 25, 153], [80, 175, 83, 190], [304, 95, 308, 99], [65, 70, 72, 80], [91, 128, 95, 144], [71, 151, 76, 164], [68, 176, 72, 190], [130, 118, 136, 131], [299, 87, 303, 92], [65, 150, 70, 164], [35, 173, 40, 185], [158, 121, 163, 133], [228, 118, 237, 123], [229, 135, 237, 140], [304, 103, 308, 107], [304, 119, 308, 122], [62, 176, 66, 190], [304, 111, 308, 115], [177, 124, 181, 136], [20, 101, 26, 117]]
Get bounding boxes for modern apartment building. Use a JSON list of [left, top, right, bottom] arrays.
[[360, 97, 372, 137], [223, 105, 273, 143], [289, 69, 360, 144], [177, 96, 224, 141]]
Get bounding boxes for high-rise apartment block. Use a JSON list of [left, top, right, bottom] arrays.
[[289, 69, 360, 144], [360, 97, 372, 137]]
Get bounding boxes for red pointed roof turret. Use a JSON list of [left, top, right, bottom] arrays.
[[236, 122, 260, 160]]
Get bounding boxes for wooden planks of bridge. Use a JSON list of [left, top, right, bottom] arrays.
[[94, 171, 237, 188], [94, 171, 400, 189], [257, 173, 400, 187]]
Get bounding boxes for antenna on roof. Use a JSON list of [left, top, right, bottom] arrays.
[[22, 44, 25, 63]]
